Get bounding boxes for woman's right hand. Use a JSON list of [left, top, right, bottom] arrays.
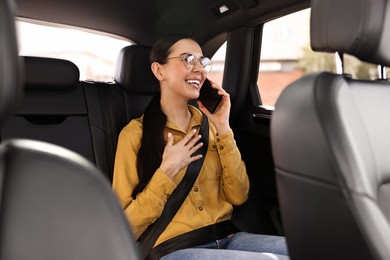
[[160, 129, 203, 180]]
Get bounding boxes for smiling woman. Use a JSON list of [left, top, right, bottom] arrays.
[[16, 20, 132, 81], [112, 33, 288, 260]]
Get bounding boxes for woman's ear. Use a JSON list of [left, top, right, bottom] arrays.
[[151, 62, 165, 81]]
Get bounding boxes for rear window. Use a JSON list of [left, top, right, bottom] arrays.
[[16, 20, 132, 82]]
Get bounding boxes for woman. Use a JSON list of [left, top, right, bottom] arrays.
[[113, 34, 288, 259]]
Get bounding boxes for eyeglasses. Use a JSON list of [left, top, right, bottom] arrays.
[[167, 53, 212, 73]]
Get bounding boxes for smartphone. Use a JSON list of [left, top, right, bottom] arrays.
[[198, 78, 222, 113]]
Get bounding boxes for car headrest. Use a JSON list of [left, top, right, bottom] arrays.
[[310, 0, 390, 67], [114, 45, 159, 94], [24, 56, 80, 90], [0, 0, 22, 124]]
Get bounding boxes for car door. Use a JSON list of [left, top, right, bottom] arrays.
[[212, 8, 313, 236]]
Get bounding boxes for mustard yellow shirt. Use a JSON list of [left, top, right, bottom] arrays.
[[113, 105, 249, 247]]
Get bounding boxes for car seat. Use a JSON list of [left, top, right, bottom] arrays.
[[271, 0, 390, 259], [114, 45, 159, 121], [0, 0, 140, 259]]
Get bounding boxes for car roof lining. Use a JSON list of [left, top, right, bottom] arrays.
[[14, 0, 309, 47]]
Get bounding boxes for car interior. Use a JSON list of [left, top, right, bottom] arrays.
[[1, 0, 389, 259]]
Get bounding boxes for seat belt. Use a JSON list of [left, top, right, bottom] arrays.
[[137, 114, 209, 259], [148, 220, 239, 259]]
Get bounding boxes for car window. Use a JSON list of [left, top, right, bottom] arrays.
[[209, 42, 226, 86], [343, 54, 384, 80], [16, 20, 132, 82], [258, 9, 313, 108], [208, 9, 321, 108], [258, 8, 388, 108]]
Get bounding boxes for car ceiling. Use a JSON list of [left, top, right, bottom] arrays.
[[14, 0, 309, 47]]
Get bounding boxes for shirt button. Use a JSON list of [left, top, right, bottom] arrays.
[[198, 207, 203, 211], [216, 138, 220, 142], [219, 146, 224, 150], [194, 187, 199, 192]]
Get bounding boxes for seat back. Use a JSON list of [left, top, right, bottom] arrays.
[[0, 0, 21, 124], [271, 0, 390, 259], [114, 45, 159, 122], [1, 57, 96, 160], [1, 56, 114, 178], [0, 140, 140, 260], [80, 45, 158, 181], [82, 80, 127, 181], [0, 1, 140, 259]]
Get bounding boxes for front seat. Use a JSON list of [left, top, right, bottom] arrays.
[[271, 0, 390, 259], [0, 0, 140, 259]]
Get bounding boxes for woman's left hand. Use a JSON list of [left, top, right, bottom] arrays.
[[197, 80, 231, 135]]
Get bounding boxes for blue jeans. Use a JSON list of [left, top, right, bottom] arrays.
[[161, 232, 289, 260]]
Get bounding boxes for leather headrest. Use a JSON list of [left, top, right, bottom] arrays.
[[0, 0, 22, 124], [114, 45, 159, 94], [311, 0, 390, 67], [24, 56, 80, 90]]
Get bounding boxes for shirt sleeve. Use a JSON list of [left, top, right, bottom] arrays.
[[215, 129, 249, 205], [112, 122, 176, 239]]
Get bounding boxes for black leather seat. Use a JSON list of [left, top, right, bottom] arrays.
[[114, 45, 159, 122], [80, 45, 158, 182], [82, 79, 127, 181], [2, 57, 95, 166], [1, 56, 115, 179], [271, 0, 390, 259], [0, 0, 140, 259]]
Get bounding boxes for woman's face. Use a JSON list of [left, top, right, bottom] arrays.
[[158, 39, 207, 101]]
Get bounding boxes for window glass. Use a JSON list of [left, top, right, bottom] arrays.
[[259, 9, 313, 107], [258, 8, 387, 107], [209, 42, 226, 85], [343, 54, 381, 80], [16, 20, 132, 81], [209, 10, 315, 108]]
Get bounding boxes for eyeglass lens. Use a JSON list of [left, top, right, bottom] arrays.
[[183, 54, 212, 72]]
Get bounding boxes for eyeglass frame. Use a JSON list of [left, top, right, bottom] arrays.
[[166, 53, 212, 73]]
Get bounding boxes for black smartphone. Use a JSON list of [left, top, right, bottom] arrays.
[[198, 78, 222, 113]]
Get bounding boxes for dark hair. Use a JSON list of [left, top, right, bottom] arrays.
[[149, 33, 194, 64], [132, 34, 195, 199]]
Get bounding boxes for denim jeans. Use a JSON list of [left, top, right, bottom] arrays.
[[161, 232, 289, 260]]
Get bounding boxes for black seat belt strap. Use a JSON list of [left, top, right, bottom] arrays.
[[137, 114, 209, 259], [148, 220, 239, 259]]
